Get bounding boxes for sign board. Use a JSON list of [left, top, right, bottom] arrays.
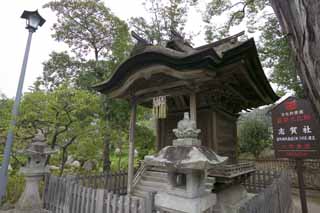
[[271, 97, 320, 158]]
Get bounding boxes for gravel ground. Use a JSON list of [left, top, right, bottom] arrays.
[[292, 194, 320, 213]]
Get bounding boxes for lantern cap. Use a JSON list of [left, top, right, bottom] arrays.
[[21, 10, 46, 31]]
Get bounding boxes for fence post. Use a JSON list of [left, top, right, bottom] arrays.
[[276, 178, 283, 213], [42, 173, 50, 209], [145, 191, 155, 213], [125, 195, 131, 213], [95, 189, 104, 213], [63, 179, 73, 213]]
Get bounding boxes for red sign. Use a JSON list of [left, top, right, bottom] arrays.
[[285, 100, 297, 111], [271, 97, 320, 159]]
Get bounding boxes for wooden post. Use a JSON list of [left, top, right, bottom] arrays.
[[190, 93, 197, 126], [296, 158, 308, 213], [127, 97, 137, 195]]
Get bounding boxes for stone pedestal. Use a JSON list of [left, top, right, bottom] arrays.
[[155, 192, 216, 213], [15, 176, 42, 212], [143, 112, 227, 213], [213, 184, 250, 213], [2, 132, 56, 213]]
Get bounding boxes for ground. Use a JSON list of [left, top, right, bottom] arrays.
[[292, 190, 320, 213]]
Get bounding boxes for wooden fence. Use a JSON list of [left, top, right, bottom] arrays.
[[70, 171, 128, 195], [241, 170, 281, 193], [240, 158, 320, 190], [239, 172, 292, 213], [42, 169, 293, 213], [43, 175, 145, 213], [240, 158, 320, 170]]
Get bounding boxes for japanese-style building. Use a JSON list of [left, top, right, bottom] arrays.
[[93, 31, 279, 162], [93, 30, 295, 213]]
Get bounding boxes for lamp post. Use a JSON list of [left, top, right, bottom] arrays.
[[0, 10, 45, 201]]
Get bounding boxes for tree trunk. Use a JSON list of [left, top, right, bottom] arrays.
[[270, 0, 320, 117], [59, 148, 68, 176], [102, 95, 111, 172], [103, 131, 111, 171]]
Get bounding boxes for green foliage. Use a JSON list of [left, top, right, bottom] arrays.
[[44, 0, 131, 61], [0, 96, 13, 145], [203, 0, 269, 41], [135, 125, 156, 159], [238, 116, 272, 159], [1, 0, 156, 204], [41, 0, 132, 91], [41, 0, 134, 172], [204, 0, 303, 96], [259, 16, 304, 97], [10, 86, 102, 175], [33, 51, 80, 91], [130, 0, 197, 44], [3, 172, 25, 205]]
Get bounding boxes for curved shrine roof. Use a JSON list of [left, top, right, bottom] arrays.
[[93, 32, 279, 114]]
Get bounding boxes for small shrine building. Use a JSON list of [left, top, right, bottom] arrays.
[[93, 31, 279, 163]]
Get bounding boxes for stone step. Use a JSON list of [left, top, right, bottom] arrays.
[[148, 167, 168, 173], [136, 184, 160, 193], [206, 177, 216, 183], [205, 182, 214, 187], [143, 171, 168, 178], [140, 179, 167, 188], [141, 175, 168, 183], [205, 188, 213, 193], [132, 189, 148, 198]]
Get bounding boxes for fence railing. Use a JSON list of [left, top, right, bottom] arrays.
[[241, 170, 281, 193], [240, 158, 320, 191], [239, 172, 292, 213], [43, 175, 145, 213], [43, 169, 293, 213], [240, 158, 320, 170], [70, 170, 128, 195]]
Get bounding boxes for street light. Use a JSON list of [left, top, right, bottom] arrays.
[[0, 10, 45, 201], [21, 10, 46, 32]]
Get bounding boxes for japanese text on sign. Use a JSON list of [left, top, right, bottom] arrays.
[[271, 97, 320, 159]]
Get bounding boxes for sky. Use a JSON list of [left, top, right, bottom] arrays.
[[0, 0, 149, 98], [0, 0, 269, 98]]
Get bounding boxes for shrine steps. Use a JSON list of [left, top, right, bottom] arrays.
[[132, 169, 169, 198], [132, 169, 169, 212], [205, 176, 215, 192], [132, 169, 215, 198]]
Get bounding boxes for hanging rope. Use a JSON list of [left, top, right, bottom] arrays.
[[152, 96, 167, 119]]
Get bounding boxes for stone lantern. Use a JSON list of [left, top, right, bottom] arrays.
[[144, 112, 228, 213], [13, 131, 57, 213]]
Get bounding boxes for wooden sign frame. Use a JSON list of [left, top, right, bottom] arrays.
[[271, 97, 320, 159]]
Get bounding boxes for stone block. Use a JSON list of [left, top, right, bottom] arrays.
[[155, 191, 216, 213]]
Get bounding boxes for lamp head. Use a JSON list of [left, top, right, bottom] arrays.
[[21, 10, 45, 32]]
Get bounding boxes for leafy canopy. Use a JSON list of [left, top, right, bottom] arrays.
[[44, 0, 131, 62], [238, 116, 272, 158], [204, 0, 303, 96], [130, 0, 197, 45]]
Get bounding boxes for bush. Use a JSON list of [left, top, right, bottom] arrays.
[[238, 117, 272, 159], [1, 171, 25, 206]]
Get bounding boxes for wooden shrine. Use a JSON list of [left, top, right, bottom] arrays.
[[93, 31, 279, 162]]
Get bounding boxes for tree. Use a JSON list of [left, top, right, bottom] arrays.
[[0, 96, 13, 154], [269, 0, 320, 117], [203, 0, 269, 41], [44, 0, 132, 171], [130, 0, 197, 44], [18, 86, 101, 175], [33, 51, 81, 91], [44, 0, 130, 62], [259, 16, 304, 97], [238, 117, 272, 159], [203, 0, 304, 97]]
